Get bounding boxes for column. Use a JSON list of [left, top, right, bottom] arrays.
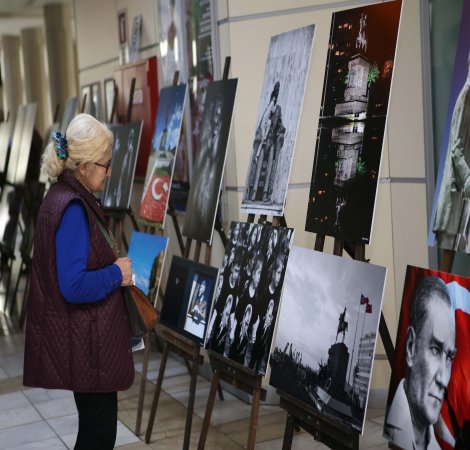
[[0, 35, 23, 121], [43, 3, 78, 120], [21, 27, 51, 136]]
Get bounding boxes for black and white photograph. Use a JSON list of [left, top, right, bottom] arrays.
[[101, 121, 143, 210], [269, 246, 386, 433], [305, 1, 402, 243], [182, 79, 238, 244], [60, 96, 78, 133], [240, 25, 315, 216], [159, 256, 218, 345], [0, 120, 13, 174], [204, 221, 293, 375]]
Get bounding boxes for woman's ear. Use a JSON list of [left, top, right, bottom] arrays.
[[78, 161, 88, 176]]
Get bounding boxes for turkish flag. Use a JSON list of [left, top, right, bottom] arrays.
[[360, 294, 369, 305], [365, 303, 372, 313]]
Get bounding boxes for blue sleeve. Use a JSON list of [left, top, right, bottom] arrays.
[[56, 200, 122, 304]]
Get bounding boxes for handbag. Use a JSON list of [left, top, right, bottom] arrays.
[[124, 285, 158, 338], [89, 206, 158, 338]]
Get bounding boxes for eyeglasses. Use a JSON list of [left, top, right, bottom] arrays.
[[94, 161, 111, 172]]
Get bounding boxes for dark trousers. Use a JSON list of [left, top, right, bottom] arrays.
[[73, 392, 117, 450]]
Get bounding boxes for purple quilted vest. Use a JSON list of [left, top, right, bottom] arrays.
[[23, 171, 135, 392]]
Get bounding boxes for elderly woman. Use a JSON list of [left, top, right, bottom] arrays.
[[23, 114, 135, 450]]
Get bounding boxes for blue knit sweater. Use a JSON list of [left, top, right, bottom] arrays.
[[56, 200, 122, 303]]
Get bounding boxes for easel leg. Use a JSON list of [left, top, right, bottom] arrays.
[[282, 413, 295, 450], [135, 332, 152, 435], [247, 386, 262, 450], [183, 357, 199, 450], [197, 369, 221, 450], [217, 382, 224, 401], [145, 343, 169, 444]]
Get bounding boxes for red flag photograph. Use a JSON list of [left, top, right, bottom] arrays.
[[384, 265, 470, 449]]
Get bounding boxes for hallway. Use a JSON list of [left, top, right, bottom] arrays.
[[0, 314, 390, 450]]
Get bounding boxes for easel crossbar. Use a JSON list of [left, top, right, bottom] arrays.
[[279, 390, 359, 450]]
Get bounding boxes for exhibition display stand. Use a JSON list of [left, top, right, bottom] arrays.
[[278, 234, 395, 450], [142, 61, 233, 447], [145, 324, 203, 449]]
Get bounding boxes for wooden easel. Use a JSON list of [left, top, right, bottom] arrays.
[[134, 71, 187, 436], [145, 325, 203, 448], [279, 234, 395, 450], [197, 212, 285, 450], [197, 349, 266, 450], [142, 61, 233, 445]]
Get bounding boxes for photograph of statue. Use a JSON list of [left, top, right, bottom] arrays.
[[384, 265, 470, 449], [269, 246, 386, 433], [101, 121, 143, 210], [182, 79, 238, 244], [159, 256, 218, 345], [126, 231, 169, 306], [429, 0, 470, 254], [305, 1, 402, 243], [241, 25, 315, 216], [204, 221, 293, 375], [139, 84, 187, 228]]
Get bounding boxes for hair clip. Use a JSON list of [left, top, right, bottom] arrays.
[[51, 131, 68, 160]]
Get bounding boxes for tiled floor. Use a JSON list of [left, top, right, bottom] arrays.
[[0, 322, 392, 449]]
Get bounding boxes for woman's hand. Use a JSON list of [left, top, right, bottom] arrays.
[[114, 257, 133, 286]]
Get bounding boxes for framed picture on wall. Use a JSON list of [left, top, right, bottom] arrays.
[[80, 82, 101, 120], [104, 78, 115, 123], [80, 85, 91, 115], [90, 82, 101, 120]]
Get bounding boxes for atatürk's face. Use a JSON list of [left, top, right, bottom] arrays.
[[406, 295, 456, 429]]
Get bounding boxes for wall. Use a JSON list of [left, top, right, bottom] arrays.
[[72, 0, 432, 406]]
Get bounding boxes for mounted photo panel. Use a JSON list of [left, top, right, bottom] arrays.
[[305, 1, 402, 243]]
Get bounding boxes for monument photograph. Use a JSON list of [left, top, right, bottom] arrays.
[[269, 246, 386, 433], [205, 221, 293, 375], [384, 265, 470, 449], [305, 1, 402, 243], [182, 79, 238, 244], [241, 25, 315, 217], [101, 121, 143, 210], [428, 0, 470, 253], [127, 231, 169, 306], [139, 84, 187, 228]]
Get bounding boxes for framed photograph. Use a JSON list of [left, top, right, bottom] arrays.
[[139, 84, 187, 228], [117, 9, 127, 45], [127, 231, 169, 306], [182, 79, 238, 244], [240, 25, 315, 217], [90, 82, 101, 120], [270, 246, 386, 433], [80, 85, 90, 115], [104, 78, 115, 123], [60, 97, 78, 133], [101, 121, 143, 210], [160, 256, 218, 345], [305, 1, 402, 243], [205, 221, 293, 375], [384, 266, 470, 448]]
